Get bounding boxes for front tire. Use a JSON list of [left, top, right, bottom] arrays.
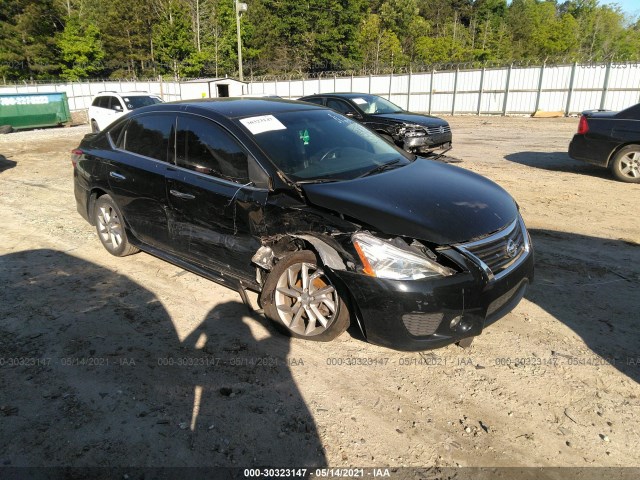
[[261, 250, 350, 342], [611, 145, 640, 183], [93, 194, 139, 257]]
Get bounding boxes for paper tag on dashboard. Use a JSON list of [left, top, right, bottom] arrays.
[[240, 115, 287, 135]]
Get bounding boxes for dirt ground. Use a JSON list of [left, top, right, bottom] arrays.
[[0, 115, 638, 473]]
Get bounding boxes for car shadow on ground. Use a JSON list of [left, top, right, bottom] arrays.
[[526, 229, 640, 384], [0, 249, 327, 468], [504, 151, 614, 180], [0, 154, 17, 173]]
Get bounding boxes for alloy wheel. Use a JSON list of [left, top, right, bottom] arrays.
[[274, 262, 339, 337]]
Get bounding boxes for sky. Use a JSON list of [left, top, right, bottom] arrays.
[[595, 0, 640, 17]]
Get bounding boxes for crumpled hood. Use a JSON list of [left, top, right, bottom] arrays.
[[302, 159, 518, 245], [374, 112, 449, 127]]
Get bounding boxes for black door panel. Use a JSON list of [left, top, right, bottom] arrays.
[[106, 113, 175, 248], [167, 114, 267, 279]]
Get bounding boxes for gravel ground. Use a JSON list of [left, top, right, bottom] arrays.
[[0, 116, 638, 473]]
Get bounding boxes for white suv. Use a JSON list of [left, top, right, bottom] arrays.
[[88, 91, 163, 132]]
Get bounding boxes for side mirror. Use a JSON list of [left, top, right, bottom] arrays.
[[114, 105, 123, 112]]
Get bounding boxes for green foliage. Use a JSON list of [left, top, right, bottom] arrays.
[[57, 15, 105, 80], [0, 0, 639, 81], [153, 0, 196, 77]]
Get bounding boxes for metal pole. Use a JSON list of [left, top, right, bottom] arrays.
[[235, 0, 244, 81], [477, 67, 485, 115], [600, 62, 612, 110], [502, 64, 512, 116], [406, 70, 412, 110], [388, 71, 393, 100], [565, 62, 577, 116], [452, 66, 459, 116], [368, 74, 372, 94], [428, 69, 434, 115], [534, 63, 545, 115]]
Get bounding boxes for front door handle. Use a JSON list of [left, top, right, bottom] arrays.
[[109, 171, 126, 181], [170, 189, 195, 200]]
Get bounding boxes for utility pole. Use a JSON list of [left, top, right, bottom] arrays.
[[235, 0, 248, 81]]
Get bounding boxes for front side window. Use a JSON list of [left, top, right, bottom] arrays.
[[120, 114, 175, 162], [109, 97, 123, 112], [175, 115, 249, 183]]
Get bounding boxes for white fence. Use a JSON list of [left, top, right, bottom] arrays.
[[249, 63, 640, 115], [2, 62, 640, 116]]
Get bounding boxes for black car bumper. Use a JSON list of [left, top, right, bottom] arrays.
[[402, 132, 452, 152], [568, 134, 609, 167], [330, 249, 534, 351]]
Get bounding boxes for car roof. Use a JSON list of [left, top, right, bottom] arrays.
[[94, 91, 158, 97], [147, 97, 323, 119], [302, 93, 378, 100]]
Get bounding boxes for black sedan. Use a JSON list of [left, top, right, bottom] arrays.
[[299, 93, 451, 154], [568, 103, 640, 183], [73, 98, 533, 351]]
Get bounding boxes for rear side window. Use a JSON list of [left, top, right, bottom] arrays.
[[175, 115, 249, 183], [303, 97, 324, 106], [120, 114, 175, 162], [327, 99, 352, 114], [94, 96, 109, 108]]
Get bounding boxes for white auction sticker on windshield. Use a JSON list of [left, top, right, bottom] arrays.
[[352, 98, 367, 104], [240, 115, 286, 134]]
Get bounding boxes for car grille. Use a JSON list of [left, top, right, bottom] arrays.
[[425, 125, 451, 135], [402, 313, 444, 336], [456, 217, 530, 281]]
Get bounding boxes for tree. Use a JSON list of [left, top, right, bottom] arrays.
[[57, 15, 105, 80], [153, 0, 196, 78]]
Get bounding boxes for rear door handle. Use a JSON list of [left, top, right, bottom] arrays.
[[170, 189, 195, 200], [109, 171, 126, 181]]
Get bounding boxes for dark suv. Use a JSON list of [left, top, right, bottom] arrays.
[[73, 98, 533, 351], [299, 93, 452, 154]]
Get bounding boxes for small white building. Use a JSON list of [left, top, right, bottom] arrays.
[[180, 78, 249, 100]]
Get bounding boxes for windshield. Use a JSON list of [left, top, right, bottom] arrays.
[[239, 110, 412, 182], [350, 95, 404, 115], [122, 95, 163, 110]]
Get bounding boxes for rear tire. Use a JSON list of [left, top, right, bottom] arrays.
[[91, 120, 100, 133], [610, 145, 640, 183], [0, 125, 13, 134], [261, 250, 350, 342], [93, 194, 139, 257]]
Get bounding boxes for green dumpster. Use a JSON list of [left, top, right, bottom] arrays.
[[0, 92, 72, 130]]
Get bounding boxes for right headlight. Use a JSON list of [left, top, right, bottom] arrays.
[[352, 233, 454, 280]]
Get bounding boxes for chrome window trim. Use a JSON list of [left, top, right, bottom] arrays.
[[105, 112, 270, 192]]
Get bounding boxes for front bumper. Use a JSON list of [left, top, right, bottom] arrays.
[[402, 132, 452, 153], [330, 247, 534, 351]]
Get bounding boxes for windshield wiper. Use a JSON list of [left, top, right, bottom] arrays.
[[295, 178, 340, 185], [356, 159, 402, 178]]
